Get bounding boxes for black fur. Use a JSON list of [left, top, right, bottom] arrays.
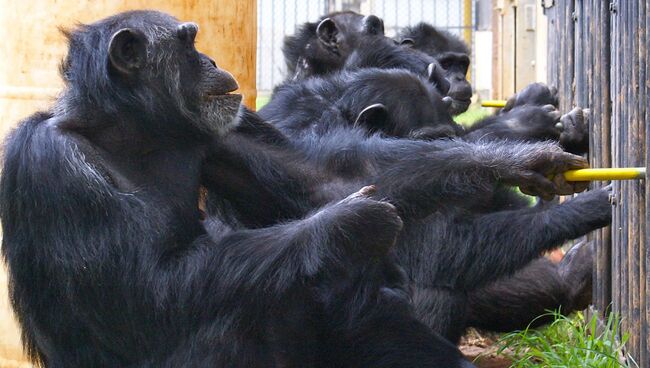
[[265, 68, 462, 140], [396, 22, 473, 114], [1, 11, 474, 367], [230, 93, 612, 343], [261, 71, 597, 336], [396, 22, 469, 57], [282, 11, 384, 79]]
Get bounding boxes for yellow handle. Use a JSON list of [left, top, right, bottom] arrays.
[[481, 100, 507, 108], [564, 168, 646, 181]]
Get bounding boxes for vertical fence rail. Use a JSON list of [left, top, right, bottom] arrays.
[[547, 0, 648, 365]]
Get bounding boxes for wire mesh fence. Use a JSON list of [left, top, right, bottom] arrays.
[[256, 0, 473, 96]]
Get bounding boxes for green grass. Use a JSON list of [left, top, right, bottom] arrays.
[[453, 104, 491, 127], [256, 95, 271, 110], [494, 311, 636, 368]]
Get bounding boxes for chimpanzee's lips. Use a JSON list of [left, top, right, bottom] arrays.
[[205, 93, 243, 103], [449, 98, 471, 115]]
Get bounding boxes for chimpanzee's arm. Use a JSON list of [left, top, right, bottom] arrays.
[[178, 187, 403, 310], [202, 133, 331, 228], [354, 138, 588, 219], [442, 188, 611, 290], [206, 115, 588, 223], [1, 114, 401, 317], [463, 105, 562, 143]]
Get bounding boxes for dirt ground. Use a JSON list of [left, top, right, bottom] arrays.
[[460, 329, 513, 368]]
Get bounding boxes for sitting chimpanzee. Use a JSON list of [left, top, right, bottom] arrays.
[[0, 11, 477, 367], [255, 68, 611, 343], [396, 22, 473, 114]]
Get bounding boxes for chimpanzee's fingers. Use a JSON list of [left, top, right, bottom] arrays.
[[345, 185, 377, 200], [551, 174, 588, 195], [555, 152, 589, 171], [518, 171, 557, 199]]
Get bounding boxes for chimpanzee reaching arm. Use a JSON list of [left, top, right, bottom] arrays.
[[464, 83, 589, 154]]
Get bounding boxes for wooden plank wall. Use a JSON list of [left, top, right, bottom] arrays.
[[0, 1, 256, 366], [546, 1, 648, 365]]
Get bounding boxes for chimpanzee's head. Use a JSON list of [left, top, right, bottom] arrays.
[[283, 11, 385, 78], [58, 10, 242, 138], [341, 69, 463, 139], [397, 23, 473, 115]]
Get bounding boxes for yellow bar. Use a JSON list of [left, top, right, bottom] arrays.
[[564, 168, 646, 181], [481, 100, 507, 108]]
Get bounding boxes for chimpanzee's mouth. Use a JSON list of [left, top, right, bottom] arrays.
[[205, 93, 243, 102], [449, 98, 471, 115]]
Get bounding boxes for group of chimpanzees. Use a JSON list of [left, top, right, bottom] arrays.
[[0, 10, 611, 368]]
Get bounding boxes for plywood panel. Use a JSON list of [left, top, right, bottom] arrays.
[[0, 1, 256, 364]]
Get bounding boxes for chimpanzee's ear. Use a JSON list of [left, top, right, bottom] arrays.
[[400, 38, 415, 47], [354, 103, 389, 127], [108, 28, 148, 74], [362, 15, 384, 35], [316, 18, 338, 48], [427, 62, 451, 96]]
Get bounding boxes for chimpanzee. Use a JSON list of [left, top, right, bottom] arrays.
[[282, 11, 385, 79], [396, 22, 473, 114], [282, 13, 458, 102], [255, 69, 611, 342], [265, 68, 461, 141], [0, 11, 479, 367], [268, 68, 589, 158]]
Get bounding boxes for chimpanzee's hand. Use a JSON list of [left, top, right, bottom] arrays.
[[502, 83, 559, 112], [501, 104, 563, 139], [558, 107, 589, 154], [500, 145, 589, 200], [329, 185, 403, 258]]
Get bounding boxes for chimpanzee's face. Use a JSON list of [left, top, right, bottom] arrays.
[[170, 22, 242, 135], [437, 52, 472, 115], [107, 15, 242, 137]]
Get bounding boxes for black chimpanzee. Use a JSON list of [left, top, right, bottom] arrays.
[[396, 22, 473, 114], [0, 11, 479, 367], [255, 69, 611, 343], [282, 11, 385, 79], [263, 67, 583, 160], [283, 13, 455, 100]]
